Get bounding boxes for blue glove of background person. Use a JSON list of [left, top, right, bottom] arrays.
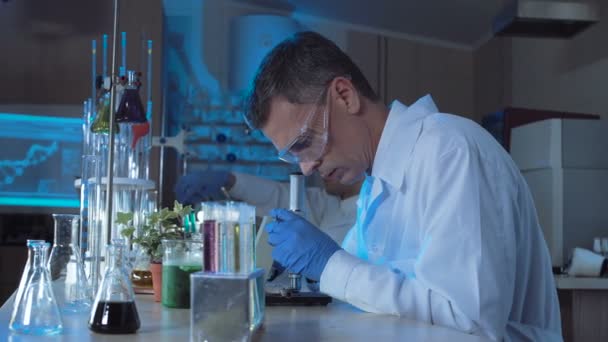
[[174, 170, 231, 205], [266, 208, 341, 281]]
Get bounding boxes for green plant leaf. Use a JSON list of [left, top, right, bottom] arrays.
[[117, 203, 192, 263], [120, 227, 136, 240], [116, 212, 134, 225], [174, 200, 193, 217], [174, 201, 184, 213]]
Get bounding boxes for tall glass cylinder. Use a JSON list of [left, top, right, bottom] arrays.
[[84, 155, 104, 294], [48, 214, 92, 313], [237, 203, 256, 274], [80, 155, 100, 259], [220, 203, 239, 273]]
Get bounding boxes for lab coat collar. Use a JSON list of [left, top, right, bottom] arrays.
[[371, 95, 438, 190]]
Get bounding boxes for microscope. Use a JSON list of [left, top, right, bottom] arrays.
[[265, 172, 332, 306]]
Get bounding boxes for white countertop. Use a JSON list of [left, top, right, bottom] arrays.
[[555, 274, 608, 290], [0, 293, 487, 341]]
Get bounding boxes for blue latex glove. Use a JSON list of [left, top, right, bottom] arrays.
[[174, 170, 231, 205], [266, 208, 341, 281]]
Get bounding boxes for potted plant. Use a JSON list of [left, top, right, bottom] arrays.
[[119, 201, 193, 302]]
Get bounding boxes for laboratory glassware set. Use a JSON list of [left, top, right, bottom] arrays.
[[189, 201, 265, 342], [9, 24, 265, 339], [9, 28, 154, 335]]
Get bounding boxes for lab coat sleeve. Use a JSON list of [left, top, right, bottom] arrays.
[[321, 145, 513, 340], [229, 172, 342, 227]]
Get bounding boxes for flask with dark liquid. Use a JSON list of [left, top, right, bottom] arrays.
[[115, 71, 147, 124], [89, 239, 140, 334]]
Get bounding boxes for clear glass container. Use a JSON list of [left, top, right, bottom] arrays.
[[12, 239, 46, 315], [236, 202, 256, 274], [48, 214, 92, 313], [10, 240, 63, 336], [130, 244, 152, 289], [89, 239, 140, 334], [219, 205, 238, 273], [190, 269, 265, 341], [161, 239, 204, 308]]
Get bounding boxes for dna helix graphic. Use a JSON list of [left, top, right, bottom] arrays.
[[0, 142, 58, 187]]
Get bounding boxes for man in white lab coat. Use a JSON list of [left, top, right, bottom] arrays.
[[175, 170, 359, 244], [243, 31, 562, 341]]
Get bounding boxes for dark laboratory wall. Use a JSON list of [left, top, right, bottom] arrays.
[[473, 37, 513, 123], [385, 37, 474, 119], [347, 30, 476, 120], [0, 213, 53, 305], [0, 0, 162, 111]]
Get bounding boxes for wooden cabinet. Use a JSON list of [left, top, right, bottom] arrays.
[[556, 276, 608, 342]]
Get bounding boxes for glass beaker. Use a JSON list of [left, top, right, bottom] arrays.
[[9, 240, 63, 336], [48, 214, 92, 313], [161, 239, 204, 308], [89, 239, 140, 334], [129, 189, 157, 289], [130, 243, 153, 289]]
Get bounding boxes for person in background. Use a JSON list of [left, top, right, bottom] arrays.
[[242, 31, 562, 341], [175, 170, 360, 244]]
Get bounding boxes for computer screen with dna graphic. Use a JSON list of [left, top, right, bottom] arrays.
[[0, 105, 82, 213]]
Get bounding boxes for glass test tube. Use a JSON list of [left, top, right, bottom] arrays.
[[202, 203, 220, 272], [238, 203, 256, 274], [220, 203, 240, 273]]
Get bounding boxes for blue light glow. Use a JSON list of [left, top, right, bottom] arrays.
[[0, 112, 82, 211], [0, 197, 80, 208]]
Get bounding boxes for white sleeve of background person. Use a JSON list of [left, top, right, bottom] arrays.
[[322, 143, 519, 340], [230, 172, 340, 227]]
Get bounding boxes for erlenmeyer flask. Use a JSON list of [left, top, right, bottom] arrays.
[[48, 214, 92, 313], [91, 91, 120, 134], [9, 240, 63, 336], [89, 239, 140, 334], [12, 239, 46, 314], [115, 71, 146, 124]]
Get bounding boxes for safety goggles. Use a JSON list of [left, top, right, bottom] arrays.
[[277, 90, 329, 164]]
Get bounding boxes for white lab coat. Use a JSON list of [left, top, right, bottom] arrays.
[[229, 172, 358, 243], [320, 96, 562, 341]]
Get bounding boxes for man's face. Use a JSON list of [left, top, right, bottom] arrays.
[[262, 85, 369, 185]]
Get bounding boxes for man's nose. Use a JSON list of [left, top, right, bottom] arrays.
[[299, 160, 320, 176]]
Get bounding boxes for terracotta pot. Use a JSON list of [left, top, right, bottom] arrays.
[[150, 262, 162, 302]]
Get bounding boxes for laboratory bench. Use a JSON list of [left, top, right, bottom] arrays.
[[0, 293, 487, 341]]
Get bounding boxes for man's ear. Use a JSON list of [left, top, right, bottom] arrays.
[[333, 76, 360, 115]]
